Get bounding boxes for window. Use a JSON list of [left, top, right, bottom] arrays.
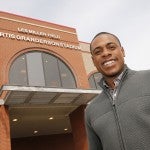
[[88, 72, 102, 89], [9, 55, 27, 86], [9, 51, 76, 88]]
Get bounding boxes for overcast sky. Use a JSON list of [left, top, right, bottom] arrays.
[[0, 0, 150, 70]]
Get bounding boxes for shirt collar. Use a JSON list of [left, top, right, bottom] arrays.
[[102, 70, 124, 89]]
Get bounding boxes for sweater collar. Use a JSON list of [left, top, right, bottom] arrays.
[[99, 64, 129, 89]]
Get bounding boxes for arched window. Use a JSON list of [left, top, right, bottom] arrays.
[[88, 72, 102, 89], [9, 51, 76, 88]]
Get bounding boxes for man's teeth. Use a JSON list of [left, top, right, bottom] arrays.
[[104, 60, 115, 66]]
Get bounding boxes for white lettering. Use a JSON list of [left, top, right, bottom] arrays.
[[0, 31, 81, 50], [17, 27, 60, 39]]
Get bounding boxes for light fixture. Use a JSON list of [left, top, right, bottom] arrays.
[[34, 130, 38, 134], [12, 118, 18, 122], [64, 128, 68, 131], [48, 117, 54, 120]]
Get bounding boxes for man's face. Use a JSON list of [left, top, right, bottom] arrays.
[[91, 34, 125, 78]]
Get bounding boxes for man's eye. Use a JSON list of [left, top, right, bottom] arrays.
[[108, 45, 116, 50], [93, 49, 102, 55], [93, 50, 101, 55]]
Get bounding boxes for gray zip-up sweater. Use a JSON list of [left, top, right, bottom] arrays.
[[85, 67, 150, 150]]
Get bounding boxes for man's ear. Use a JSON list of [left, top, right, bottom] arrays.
[[91, 55, 96, 67], [121, 47, 125, 57]]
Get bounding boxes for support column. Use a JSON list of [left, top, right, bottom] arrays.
[[69, 105, 88, 150], [0, 105, 11, 150]]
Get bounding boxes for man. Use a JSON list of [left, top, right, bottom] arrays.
[[85, 32, 150, 150]]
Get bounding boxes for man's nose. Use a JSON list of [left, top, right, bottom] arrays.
[[102, 49, 111, 57]]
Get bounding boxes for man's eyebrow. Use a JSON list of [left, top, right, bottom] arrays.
[[106, 42, 116, 46], [93, 42, 115, 50], [92, 46, 102, 52], [92, 42, 118, 52]]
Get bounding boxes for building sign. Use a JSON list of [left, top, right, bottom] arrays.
[[0, 27, 81, 50], [17, 28, 61, 40]]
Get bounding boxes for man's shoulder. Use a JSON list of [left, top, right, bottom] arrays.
[[127, 68, 150, 77], [135, 69, 150, 76], [126, 69, 150, 84]]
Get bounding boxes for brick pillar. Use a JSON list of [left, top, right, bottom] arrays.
[[69, 105, 88, 150], [0, 105, 11, 150]]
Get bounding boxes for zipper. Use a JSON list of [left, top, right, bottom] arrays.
[[112, 101, 126, 150], [105, 89, 126, 150]]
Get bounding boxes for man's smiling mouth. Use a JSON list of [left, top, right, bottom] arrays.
[[103, 60, 115, 67]]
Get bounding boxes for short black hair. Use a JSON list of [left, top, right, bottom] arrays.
[[90, 32, 122, 52]]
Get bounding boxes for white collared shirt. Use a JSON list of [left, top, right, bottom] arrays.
[[103, 72, 124, 100]]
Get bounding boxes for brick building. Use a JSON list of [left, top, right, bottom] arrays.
[[0, 11, 101, 150]]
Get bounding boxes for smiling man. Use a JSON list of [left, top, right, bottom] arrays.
[[91, 32, 125, 89], [85, 32, 150, 150]]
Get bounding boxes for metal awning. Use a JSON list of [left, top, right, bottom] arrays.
[[0, 85, 102, 138], [0, 85, 101, 106]]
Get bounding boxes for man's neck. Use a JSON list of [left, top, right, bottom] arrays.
[[104, 68, 125, 89], [104, 77, 116, 89]]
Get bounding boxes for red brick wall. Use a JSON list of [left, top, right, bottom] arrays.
[[0, 11, 89, 89], [0, 106, 11, 150], [11, 133, 75, 150], [69, 105, 88, 150]]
